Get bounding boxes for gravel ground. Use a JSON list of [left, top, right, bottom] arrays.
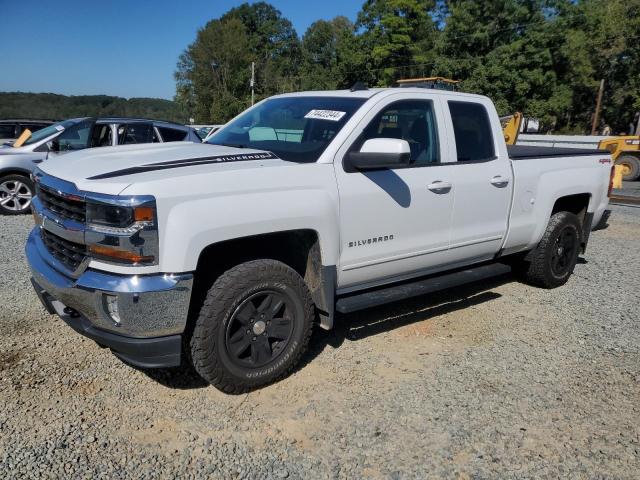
[[1, 206, 639, 479]]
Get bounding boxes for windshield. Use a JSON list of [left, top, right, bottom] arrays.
[[207, 97, 366, 163], [21, 119, 82, 147]]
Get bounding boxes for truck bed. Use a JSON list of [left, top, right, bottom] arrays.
[[508, 144, 608, 160]]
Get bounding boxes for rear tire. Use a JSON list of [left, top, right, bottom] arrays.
[[615, 154, 640, 181], [0, 174, 34, 215], [189, 259, 314, 393], [514, 211, 582, 289]]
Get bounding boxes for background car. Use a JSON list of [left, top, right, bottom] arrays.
[[201, 125, 224, 143], [0, 119, 55, 146], [0, 117, 201, 215]]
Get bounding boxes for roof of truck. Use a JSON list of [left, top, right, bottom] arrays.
[[273, 87, 488, 101]]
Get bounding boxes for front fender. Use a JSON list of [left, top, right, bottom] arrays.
[[152, 164, 341, 273]]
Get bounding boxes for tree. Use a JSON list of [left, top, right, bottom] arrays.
[[299, 17, 356, 90], [357, 0, 439, 85], [173, 0, 640, 132], [174, 2, 300, 123]]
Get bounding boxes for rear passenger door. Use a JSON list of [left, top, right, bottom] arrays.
[[444, 98, 513, 262]]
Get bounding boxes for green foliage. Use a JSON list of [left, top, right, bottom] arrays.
[[356, 0, 438, 85], [0, 92, 182, 122], [299, 17, 356, 90], [175, 2, 301, 123], [174, 0, 640, 133]]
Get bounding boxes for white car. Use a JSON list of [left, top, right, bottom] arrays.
[[26, 87, 612, 392]]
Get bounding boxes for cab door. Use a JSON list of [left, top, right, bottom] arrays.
[[442, 98, 513, 261], [334, 93, 457, 291]]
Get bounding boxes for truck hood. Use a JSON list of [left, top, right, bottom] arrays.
[[38, 142, 288, 195]]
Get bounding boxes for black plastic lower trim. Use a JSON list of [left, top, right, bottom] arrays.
[[32, 280, 181, 368], [581, 212, 594, 252], [592, 209, 611, 231], [63, 313, 182, 368], [335, 262, 511, 314]]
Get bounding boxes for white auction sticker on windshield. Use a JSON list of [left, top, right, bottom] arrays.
[[304, 109, 347, 122], [54, 125, 64, 131]]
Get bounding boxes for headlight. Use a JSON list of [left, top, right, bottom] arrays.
[[85, 197, 159, 265], [87, 203, 134, 227], [87, 203, 155, 234]]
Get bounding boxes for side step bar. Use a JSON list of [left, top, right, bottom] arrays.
[[335, 263, 511, 314]]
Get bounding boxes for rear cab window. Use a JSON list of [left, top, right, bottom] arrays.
[[448, 101, 495, 162]]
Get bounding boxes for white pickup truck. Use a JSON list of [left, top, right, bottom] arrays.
[[26, 87, 613, 392]]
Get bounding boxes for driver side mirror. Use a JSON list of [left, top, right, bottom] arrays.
[[345, 138, 411, 172]]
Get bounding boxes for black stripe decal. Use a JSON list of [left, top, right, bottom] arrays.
[[87, 151, 280, 180]]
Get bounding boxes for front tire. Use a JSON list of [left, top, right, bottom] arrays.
[[0, 174, 34, 215], [189, 259, 314, 393], [515, 211, 582, 289]]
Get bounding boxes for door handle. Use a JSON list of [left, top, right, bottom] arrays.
[[490, 176, 509, 188], [427, 181, 452, 193]]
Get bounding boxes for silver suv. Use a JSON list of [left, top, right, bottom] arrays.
[[0, 117, 200, 215]]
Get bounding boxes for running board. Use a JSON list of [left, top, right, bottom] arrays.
[[335, 263, 511, 314]]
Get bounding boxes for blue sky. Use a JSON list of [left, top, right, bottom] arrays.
[[0, 0, 362, 100]]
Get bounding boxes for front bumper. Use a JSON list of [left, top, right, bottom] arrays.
[[26, 228, 193, 368]]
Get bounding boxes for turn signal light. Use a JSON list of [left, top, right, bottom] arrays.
[[89, 244, 154, 264], [134, 206, 155, 222]]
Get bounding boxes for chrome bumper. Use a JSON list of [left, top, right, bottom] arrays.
[[26, 228, 193, 339]]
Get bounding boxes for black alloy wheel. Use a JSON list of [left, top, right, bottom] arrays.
[[225, 290, 294, 368], [550, 226, 578, 277], [189, 259, 314, 393]]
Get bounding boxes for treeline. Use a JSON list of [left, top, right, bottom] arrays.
[[0, 92, 182, 123], [175, 0, 640, 134]]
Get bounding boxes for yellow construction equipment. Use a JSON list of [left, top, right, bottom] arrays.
[[501, 112, 640, 181], [598, 136, 640, 181], [500, 113, 522, 145]]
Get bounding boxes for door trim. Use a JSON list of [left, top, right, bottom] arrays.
[[342, 235, 503, 272]]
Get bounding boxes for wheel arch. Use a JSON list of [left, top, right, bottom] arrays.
[[188, 229, 336, 332], [551, 192, 591, 224], [0, 167, 34, 179], [548, 192, 592, 252]]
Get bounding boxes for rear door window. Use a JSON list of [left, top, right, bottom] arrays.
[[448, 101, 495, 162], [157, 127, 187, 142], [118, 123, 153, 145]]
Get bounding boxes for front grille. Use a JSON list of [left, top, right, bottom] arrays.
[[37, 185, 86, 223], [40, 228, 87, 271]]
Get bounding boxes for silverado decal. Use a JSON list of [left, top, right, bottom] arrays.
[[87, 151, 280, 180], [348, 235, 394, 248]]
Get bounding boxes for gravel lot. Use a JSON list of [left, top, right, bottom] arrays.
[[1, 205, 639, 479]]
